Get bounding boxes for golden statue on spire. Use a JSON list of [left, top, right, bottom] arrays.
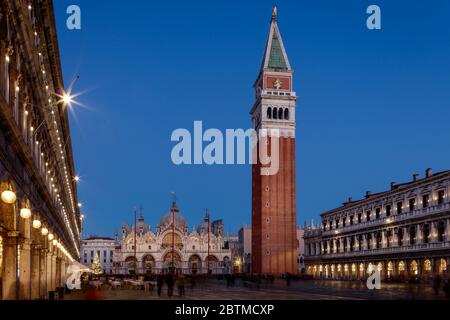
[[272, 6, 277, 20]]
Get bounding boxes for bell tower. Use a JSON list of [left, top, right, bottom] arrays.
[[250, 7, 298, 274]]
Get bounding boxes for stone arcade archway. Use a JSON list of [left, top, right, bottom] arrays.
[[161, 232, 183, 250], [398, 261, 406, 280], [0, 179, 19, 300], [142, 255, 155, 274], [438, 258, 447, 273], [163, 251, 182, 273], [188, 255, 202, 274], [358, 263, 365, 280], [387, 261, 394, 280], [125, 256, 137, 275], [205, 255, 219, 274], [423, 259, 432, 278]]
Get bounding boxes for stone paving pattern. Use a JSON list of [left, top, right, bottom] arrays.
[[64, 279, 449, 300]]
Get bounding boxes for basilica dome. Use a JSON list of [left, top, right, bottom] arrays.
[[159, 210, 187, 229]]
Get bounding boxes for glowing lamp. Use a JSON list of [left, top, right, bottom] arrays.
[[52, 239, 58, 246], [1, 187, 16, 204], [32, 219, 42, 229], [48, 233, 54, 241], [62, 94, 73, 105], [41, 227, 49, 236], [20, 208, 32, 219]]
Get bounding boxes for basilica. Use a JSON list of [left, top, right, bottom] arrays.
[[113, 200, 232, 275]]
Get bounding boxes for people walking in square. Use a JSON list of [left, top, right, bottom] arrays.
[[286, 272, 292, 287], [157, 274, 164, 297], [433, 274, 442, 296], [166, 272, 175, 297], [225, 274, 231, 287], [443, 280, 450, 300], [177, 274, 185, 296]]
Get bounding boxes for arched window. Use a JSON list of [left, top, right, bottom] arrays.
[[439, 258, 447, 273], [267, 107, 272, 119], [438, 221, 445, 242], [423, 259, 432, 273], [409, 226, 416, 245], [14, 80, 19, 124], [387, 261, 394, 277], [278, 108, 283, 119], [377, 262, 383, 273], [4, 51, 10, 103], [397, 228, 404, 246], [410, 260, 418, 275], [423, 224, 430, 243], [376, 232, 382, 249], [273, 108, 278, 119], [284, 108, 289, 120], [2, 13, 11, 104], [22, 103, 28, 141]]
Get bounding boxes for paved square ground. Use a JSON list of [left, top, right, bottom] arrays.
[[63, 278, 449, 300]]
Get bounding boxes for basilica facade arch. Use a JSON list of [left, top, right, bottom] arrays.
[[114, 202, 232, 275]]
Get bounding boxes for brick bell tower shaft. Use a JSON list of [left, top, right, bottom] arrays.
[[250, 7, 298, 275]]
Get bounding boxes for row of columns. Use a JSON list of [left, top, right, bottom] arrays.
[[115, 260, 227, 275], [1, 232, 69, 300], [308, 257, 449, 281], [323, 189, 449, 232], [307, 219, 450, 256]]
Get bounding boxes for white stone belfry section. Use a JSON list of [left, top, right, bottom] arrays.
[[250, 8, 297, 139]]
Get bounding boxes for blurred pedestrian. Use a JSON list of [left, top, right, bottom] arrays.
[[85, 287, 103, 300], [177, 274, 185, 296], [433, 274, 442, 296], [443, 280, 450, 299], [166, 272, 175, 297], [286, 272, 292, 287], [157, 274, 164, 297]]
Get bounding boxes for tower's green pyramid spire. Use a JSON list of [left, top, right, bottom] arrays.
[[261, 7, 291, 71], [268, 32, 288, 69]]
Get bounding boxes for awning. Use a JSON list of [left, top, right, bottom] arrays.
[[66, 261, 94, 290]]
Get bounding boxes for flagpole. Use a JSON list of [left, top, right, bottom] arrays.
[[134, 207, 137, 274]]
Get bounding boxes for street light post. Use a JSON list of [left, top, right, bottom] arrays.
[[207, 209, 211, 275], [170, 192, 176, 274], [134, 207, 137, 276]]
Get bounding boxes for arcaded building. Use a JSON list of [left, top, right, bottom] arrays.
[[304, 169, 450, 281], [114, 201, 232, 275], [0, 1, 81, 299]]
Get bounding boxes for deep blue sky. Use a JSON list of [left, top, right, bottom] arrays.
[[53, 1, 450, 237]]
